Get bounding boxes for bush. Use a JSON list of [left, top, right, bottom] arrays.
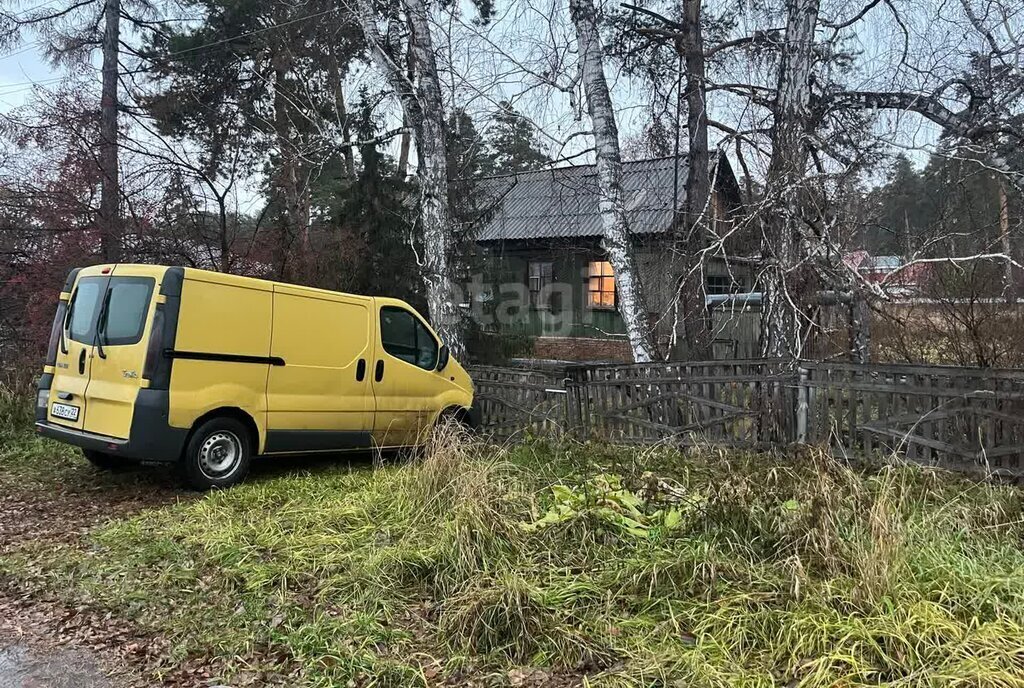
[[0, 382, 33, 438]]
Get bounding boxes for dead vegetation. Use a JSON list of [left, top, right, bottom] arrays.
[[2, 396, 1024, 686]]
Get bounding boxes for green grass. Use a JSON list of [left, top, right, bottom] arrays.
[[4, 388, 1024, 686]]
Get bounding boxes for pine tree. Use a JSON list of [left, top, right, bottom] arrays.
[[867, 155, 928, 256], [487, 102, 550, 174], [446, 109, 494, 225], [329, 97, 419, 303]]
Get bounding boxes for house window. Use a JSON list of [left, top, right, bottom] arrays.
[[528, 261, 553, 308], [587, 260, 616, 309], [707, 275, 743, 295]]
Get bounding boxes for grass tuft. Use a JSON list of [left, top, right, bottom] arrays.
[[4, 401, 1024, 686]]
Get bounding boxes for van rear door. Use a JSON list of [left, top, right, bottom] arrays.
[[47, 271, 106, 431], [81, 265, 159, 440]]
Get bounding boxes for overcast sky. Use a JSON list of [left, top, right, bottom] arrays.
[[0, 0, 955, 197]]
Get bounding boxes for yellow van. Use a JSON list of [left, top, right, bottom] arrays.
[[35, 264, 477, 489]]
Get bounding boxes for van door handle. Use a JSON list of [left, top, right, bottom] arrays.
[[78, 349, 86, 374], [57, 391, 73, 401], [356, 359, 366, 382], [374, 360, 384, 382]]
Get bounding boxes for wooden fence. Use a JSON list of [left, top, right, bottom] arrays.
[[801, 362, 1024, 477], [567, 360, 794, 445], [469, 359, 1024, 477]]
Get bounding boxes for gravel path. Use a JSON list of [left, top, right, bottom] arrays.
[[0, 642, 113, 688]]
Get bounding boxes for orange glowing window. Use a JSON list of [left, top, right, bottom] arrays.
[[587, 260, 616, 309]]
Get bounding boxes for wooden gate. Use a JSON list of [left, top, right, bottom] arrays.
[[468, 366, 569, 441], [570, 360, 791, 445]]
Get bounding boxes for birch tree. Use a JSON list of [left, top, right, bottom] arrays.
[[759, 0, 820, 360], [354, 0, 465, 356], [569, 0, 658, 362]]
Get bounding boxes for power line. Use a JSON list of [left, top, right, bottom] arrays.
[[0, 76, 64, 95], [161, 7, 340, 60], [0, 42, 42, 61], [2, 1, 61, 20], [0, 4, 340, 99]]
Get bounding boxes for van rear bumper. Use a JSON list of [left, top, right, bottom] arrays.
[[35, 389, 188, 464], [36, 421, 130, 454]]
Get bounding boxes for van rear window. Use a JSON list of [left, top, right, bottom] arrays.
[[104, 278, 154, 345], [66, 275, 154, 346], [68, 278, 104, 344]]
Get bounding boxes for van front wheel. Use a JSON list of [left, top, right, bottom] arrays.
[[182, 417, 251, 490]]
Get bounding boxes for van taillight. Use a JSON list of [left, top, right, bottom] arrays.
[[143, 305, 166, 386], [44, 301, 68, 367]]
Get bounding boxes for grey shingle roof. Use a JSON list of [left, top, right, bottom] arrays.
[[474, 157, 689, 242]]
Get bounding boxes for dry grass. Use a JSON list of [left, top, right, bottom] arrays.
[[3, 397, 1024, 686]]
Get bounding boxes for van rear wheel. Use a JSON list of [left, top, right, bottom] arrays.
[[182, 417, 251, 490]]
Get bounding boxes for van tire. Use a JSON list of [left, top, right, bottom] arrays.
[[82, 449, 133, 471], [182, 417, 252, 490], [422, 407, 472, 449]]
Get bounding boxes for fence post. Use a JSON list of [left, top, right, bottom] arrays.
[[796, 366, 809, 444], [564, 366, 587, 439]]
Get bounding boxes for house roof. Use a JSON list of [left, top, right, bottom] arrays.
[[844, 251, 904, 271], [474, 156, 695, 243], [861, 255, 903, 270]]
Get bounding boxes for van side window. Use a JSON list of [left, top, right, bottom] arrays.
[[380, 307, 438, 370]]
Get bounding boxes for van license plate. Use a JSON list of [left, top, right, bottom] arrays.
[[51, 403, 80, 421]]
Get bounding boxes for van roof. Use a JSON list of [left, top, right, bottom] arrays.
[[88, 264, 378, 303]]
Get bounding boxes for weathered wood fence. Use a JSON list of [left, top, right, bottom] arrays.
[[469, 360, 1024, 477]]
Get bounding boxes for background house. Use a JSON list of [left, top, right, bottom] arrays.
[[844, 250, 930, 297], [471, 154, 756, 361]]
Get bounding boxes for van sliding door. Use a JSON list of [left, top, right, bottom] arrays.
[[264, 287, 376, 453]]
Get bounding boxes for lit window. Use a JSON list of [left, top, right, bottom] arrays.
[[587, 260, 616, 309], [528, 261, 553, 308]]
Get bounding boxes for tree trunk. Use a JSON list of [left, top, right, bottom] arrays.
[[999, 177, 1014, 303], [355, 0, 466, 357], [98, 0, 121, 262], [395, 34, 414, 180], [759, 0, 820, 361], [849, 289, 870, 363], [329, 55, 356, 179], [570, 0, 657, 363], [272, 58, 310, 275], [217, 192, 230, 273], [396, 118, 412, 179], [678, 0, 712, 359], [681, 0, 710, 234]]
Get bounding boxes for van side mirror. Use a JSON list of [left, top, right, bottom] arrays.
[[436, 345, 450, 371]]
